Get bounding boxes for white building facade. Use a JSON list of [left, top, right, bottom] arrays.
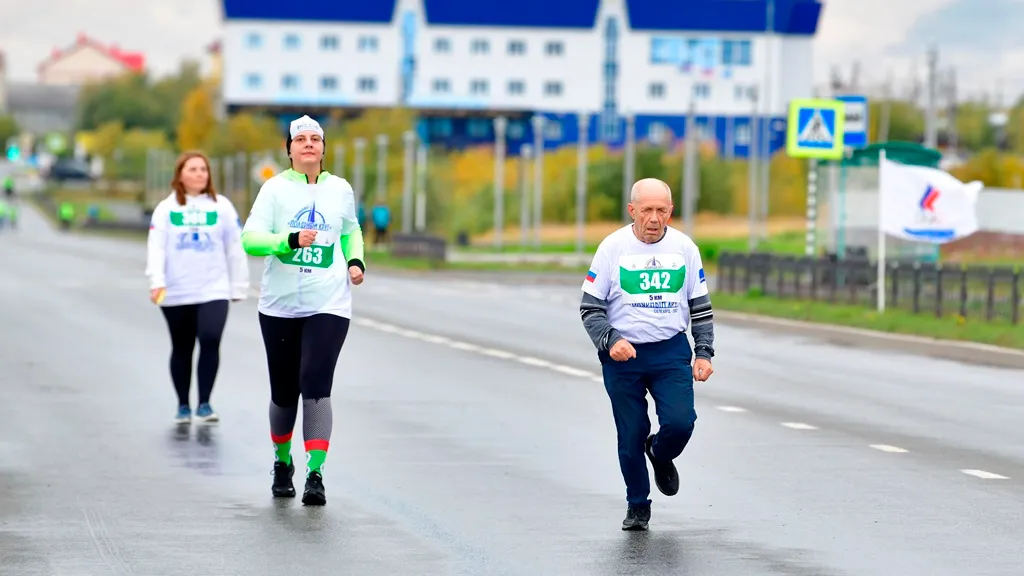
[[221, 0, 823, 157]]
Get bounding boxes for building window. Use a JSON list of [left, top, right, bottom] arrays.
[[508, 80, 525, 96], [648, 82, 665, 99], [432, 78, 450, 93], [358, 36, 378, 52], [468, 118, 489, 138], [648, 122, 668, 144], [544, 121, 563, 141], [544, 81, 563, 97], [507, 40, 526, 55], [735, 124, 752, 145], [320, 76, 338, 91], [434, 38, 451, 53], [471, 39, 489, 54], [245, 73, 261, 89], [470, 79, 489, 96], [545, 41, 564, 56], [284, 34, 301, 50], [508, 121, 525, 139], [431, 118, 453, 138], [694, 83, 711, 99], [282, 74, 299, 90], [321, 35, 339, 51], [722, 40, 752, 66], [358, 77, 377, 92], [245, 32, 262, 49]]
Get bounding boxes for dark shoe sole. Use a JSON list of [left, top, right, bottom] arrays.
[[646, 435, 680, 496], [272, 486, 296, 498], [622, 522, 649, 531], [301, 491, 326, 506]]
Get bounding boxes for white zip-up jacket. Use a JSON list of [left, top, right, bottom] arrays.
[[145, 192, 250, 307]]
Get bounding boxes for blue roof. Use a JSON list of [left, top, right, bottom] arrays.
[[221, 0, 821, 35], [626, 0, 822, 34], [222, 0, 397, 23], [423, 0, 600, 28]]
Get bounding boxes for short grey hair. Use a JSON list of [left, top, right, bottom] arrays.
[[629, 178, 672, 202]]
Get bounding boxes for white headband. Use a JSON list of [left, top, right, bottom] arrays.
[[290, 115, 324, 139]]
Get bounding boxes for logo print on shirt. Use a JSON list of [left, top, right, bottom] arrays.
[[288, 202, 332, 232], [175, 231, 215, 252], [644, 256, 661, 269]]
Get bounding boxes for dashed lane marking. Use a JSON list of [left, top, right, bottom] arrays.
[[780, 422, 818, 430], [350, 315, 1012, 481], [870, 444, 909, 453], [961, 469, 1009, 480]]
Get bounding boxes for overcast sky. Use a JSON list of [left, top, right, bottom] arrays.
[[1, 0, 1021, 105]]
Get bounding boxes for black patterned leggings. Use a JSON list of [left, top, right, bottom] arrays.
[[258, 313, 350, 443]]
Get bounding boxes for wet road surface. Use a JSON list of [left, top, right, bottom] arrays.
[[2, 205, 1024, 575]]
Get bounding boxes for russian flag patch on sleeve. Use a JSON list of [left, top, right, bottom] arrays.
[[585, 269, 597, 283]]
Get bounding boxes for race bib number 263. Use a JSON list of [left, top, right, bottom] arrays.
[[277, 243, 335, 272]]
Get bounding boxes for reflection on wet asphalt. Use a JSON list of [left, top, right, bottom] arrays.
[[2, 204, 1024, 575]]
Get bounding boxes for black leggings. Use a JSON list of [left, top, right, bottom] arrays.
[[160, 299, 229, 406], [257, 313, 350, 406]]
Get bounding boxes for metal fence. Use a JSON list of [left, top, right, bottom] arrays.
[[717, 252, 1022, 324]]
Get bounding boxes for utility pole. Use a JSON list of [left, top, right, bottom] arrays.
[[946, 68, 958, 152], [924, 45, 939, 149]]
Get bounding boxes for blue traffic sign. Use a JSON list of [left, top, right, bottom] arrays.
[[835, 94, 868, 148], [786, 98, 845, 159]]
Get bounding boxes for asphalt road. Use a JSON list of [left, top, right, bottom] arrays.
[[2, 204, 1024, 575]]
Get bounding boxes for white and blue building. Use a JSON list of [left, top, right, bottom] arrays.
[[220, 0, 822, 157]]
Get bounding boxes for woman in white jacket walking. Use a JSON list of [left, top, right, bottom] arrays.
[[145, 151, 250, 424]]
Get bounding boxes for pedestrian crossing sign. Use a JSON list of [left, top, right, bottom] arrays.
[[786, 99, 845, 159]]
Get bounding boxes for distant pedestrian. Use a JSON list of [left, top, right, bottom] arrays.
[[145, 151, 250, 425], [579, 177, 716, 531]]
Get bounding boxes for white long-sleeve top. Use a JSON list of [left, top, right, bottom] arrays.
[[145, 192, 250, 307]]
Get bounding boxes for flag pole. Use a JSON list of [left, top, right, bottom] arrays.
[[876, 149, 887, 313]]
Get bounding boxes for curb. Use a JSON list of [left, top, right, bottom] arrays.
[[715, 310, 1024, 370]]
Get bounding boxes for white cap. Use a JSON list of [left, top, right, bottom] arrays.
[[289, 115, 324, 139]]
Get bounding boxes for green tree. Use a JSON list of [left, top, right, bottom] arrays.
[[0, 115, 18, 146], [75, 61, 202, 140], [177, 86, 215, 151]]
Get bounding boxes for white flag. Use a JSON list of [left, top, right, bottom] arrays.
[[879, 157, 982, 244]]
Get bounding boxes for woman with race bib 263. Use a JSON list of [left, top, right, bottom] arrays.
[[241, 115, 365, 506]]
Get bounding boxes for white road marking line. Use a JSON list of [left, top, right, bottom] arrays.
[[480, 348, 517, 360], [780, 422, 818, 430], [869, 444, 908, 453], [517, 356, 553, 368], [354, 317, 604, 381], [961, 469, 1009, 480], [550, 365, 594, 378], [449, 341, 481, 352], [716, 406, 747, 413]]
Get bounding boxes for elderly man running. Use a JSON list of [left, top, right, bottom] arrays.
[[579, 177, 717, 531]]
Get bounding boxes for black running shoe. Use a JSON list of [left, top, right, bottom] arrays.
[[645, 434, 679, 496], [272, 461, 296, 498], [302, 471, 327, 506], [621, 504, 651, 531]]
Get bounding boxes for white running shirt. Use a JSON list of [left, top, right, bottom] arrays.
[[145, 192, 250, 306], [581, 224, 709, 344]]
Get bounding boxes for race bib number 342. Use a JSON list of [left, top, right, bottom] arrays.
[[617, 253, 686, 307]]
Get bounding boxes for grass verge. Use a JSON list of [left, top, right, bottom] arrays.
[[711, 291, 1024, 350], [367, 250, 591, 274]]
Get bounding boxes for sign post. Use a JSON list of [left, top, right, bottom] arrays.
[[785, 98, 846, 256]]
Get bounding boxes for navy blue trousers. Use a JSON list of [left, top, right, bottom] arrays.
[[599, 332, 697, 506]]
